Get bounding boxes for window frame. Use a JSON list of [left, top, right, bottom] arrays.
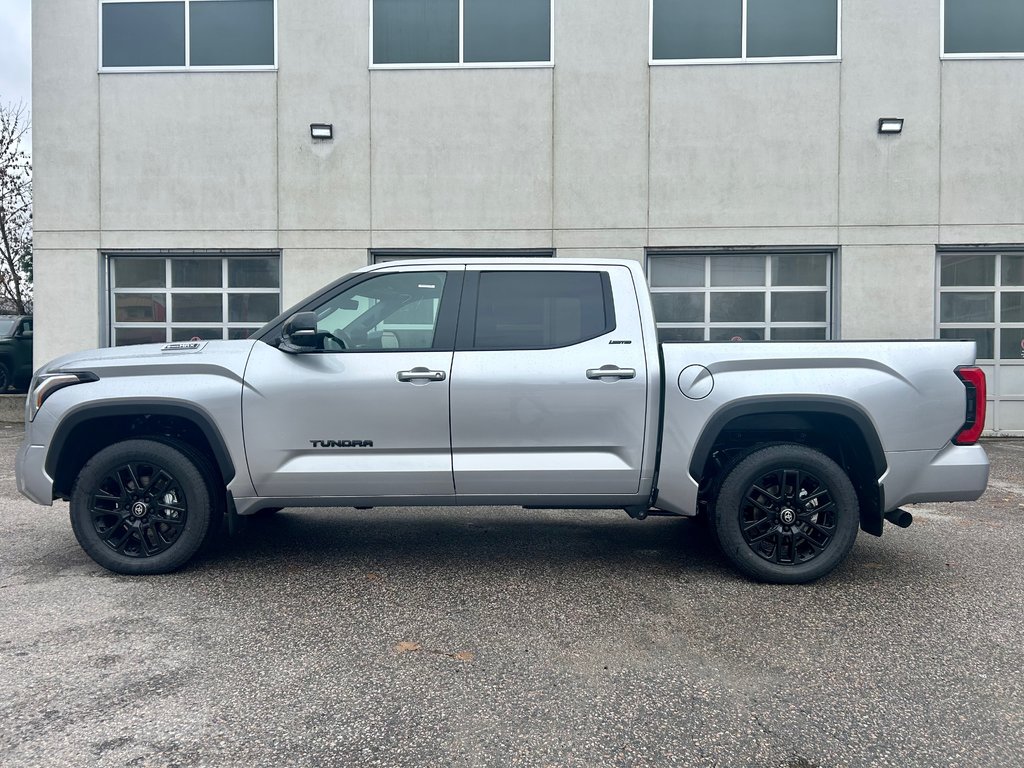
[[98, 0, 278, 73], [649, 0, 842, 66], [940, 0, 1024, 60], [106, 252, 282, 346], [645, 249, 835, 342], [369, 0, 555, 70]]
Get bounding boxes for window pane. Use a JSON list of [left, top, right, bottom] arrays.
[[945, 0, 1024, 54], [228, 293, 280, 323], [771, 253, 828, 286], [173, 294, 223, 323], [941, 253, 996, 286], [652, 0, 742, 60], [190, 0, 275, 66], [941, 328, 995, 360], [1002, 293, 1024, 322], [474, 272, 609, 349], [229, 257, 279, 288], [114, 258, 166, 288], [940, 293, 995, 323], [1000, 329, 1024, 360], [464, 0, 550, 63], [172, 258, 222, 288], [228, 327, 260, 340], [373, 0, 459, 64], [102, 2, 186, 67], [657, 327, 705, 342], [771, 292, 827, 322], [711, 256, 764, 287], [710, 292, 765, 323], [649, 256, 705, 288], [1002, 255, 1024, 286], [651, 293, 705, 323], [171, 327, 224, 341], [316, 272, 447, 351], [772, 327, 827, 341], [710, 327, 764, 341], [747, 0, 838, 58], [115, 327, 168, 346], [115, 294, 167, 322]]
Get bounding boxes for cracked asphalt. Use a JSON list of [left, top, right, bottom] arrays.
[[1, 424, 1022, 767]]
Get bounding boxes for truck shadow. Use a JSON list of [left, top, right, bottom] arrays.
[[195, 508, 727, 575]]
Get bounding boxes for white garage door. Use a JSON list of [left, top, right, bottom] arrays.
[[938, 250, 1024, 434]]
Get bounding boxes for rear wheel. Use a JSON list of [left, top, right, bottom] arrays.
[[0, 363, 10, 391], [69, 439, 215, 574], [711, 444, 859, 584]]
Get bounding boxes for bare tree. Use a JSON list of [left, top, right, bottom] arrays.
[[0, 101, 32, 315]]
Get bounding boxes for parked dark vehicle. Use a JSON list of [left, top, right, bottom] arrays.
[[0, 315, 33, 391]]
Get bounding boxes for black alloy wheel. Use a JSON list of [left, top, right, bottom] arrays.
[[89, 461, 189, 559], [739, 467, 836, 566], [70, 439, 215, 575], [712, 444, 860, 584]]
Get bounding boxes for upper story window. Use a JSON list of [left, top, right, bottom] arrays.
[[651, 0, 841, 64], [100, 0, 276, 70], [371, 0, 553, 68], [943, 0, 1024, 58]]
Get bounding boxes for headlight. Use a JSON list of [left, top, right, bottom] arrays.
[[27, 372, 98, 422]]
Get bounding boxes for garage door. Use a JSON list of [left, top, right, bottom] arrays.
[[938, 249, 1024, 434]]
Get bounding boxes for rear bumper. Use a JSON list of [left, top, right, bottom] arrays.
[[881, 443, 989, 510], [16, 440, 53, 506]]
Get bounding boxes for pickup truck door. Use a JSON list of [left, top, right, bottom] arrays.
[[449, 265, 649, 497], [242, 267, 462, 498]]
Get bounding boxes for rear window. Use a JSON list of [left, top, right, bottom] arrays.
[[471, 271, 614, 350]]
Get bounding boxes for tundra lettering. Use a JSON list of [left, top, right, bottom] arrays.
[[309, 440, 374, 448]]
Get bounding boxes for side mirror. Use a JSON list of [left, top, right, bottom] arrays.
[[280, 311, 320, 352], [18, 330, 32, 340]]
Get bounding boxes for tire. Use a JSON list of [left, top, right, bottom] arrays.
[[711, 444, 860, 584], [69, 439, 215, 575], [0, 363, 9, 392]]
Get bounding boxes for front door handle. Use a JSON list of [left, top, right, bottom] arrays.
[[587, 365, 637, 380], [397, 367, 446, 382]]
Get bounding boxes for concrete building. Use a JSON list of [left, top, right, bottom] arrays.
[[31, 0, 1024, 433]]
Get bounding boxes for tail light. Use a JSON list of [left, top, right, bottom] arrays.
[[953, 366, 986, 445]]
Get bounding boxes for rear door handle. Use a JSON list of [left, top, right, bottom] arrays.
[[587, 365, 636, 380], [397, 367, 446, 382]]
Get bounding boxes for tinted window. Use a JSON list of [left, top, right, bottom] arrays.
[[463, 0, 550, 63], [315, 272, 448, 351], [102, 2, 186, 67], [373, 0, 459, 64], [945, 0, 1024, 54], [472, 272, 611, 350], [746, 0, 838, 58], [190, 0, 275, 66], [653, 0, 742, 60]]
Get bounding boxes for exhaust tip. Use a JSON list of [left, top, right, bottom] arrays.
[[885, 509, 914, 528]]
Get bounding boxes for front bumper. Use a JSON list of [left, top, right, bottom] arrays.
[[16, 439, 54, 506]]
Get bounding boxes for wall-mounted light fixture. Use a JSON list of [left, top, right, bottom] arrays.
[[878, 118, 904, 135], [310, 123, 333, 140]]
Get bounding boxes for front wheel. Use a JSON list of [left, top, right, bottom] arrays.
[[69, 439, 215, 575], [711, 444, 860, 584]]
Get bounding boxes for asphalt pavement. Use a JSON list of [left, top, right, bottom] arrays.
[[1, 424, 1022, 767]]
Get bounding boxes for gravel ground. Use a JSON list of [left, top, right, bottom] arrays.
[[1, 425, 1022, 768]]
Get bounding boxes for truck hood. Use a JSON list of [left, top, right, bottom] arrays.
[[41, 339, 259, 381]]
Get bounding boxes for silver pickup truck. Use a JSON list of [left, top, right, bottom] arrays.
[[17, 259, 989, 583]]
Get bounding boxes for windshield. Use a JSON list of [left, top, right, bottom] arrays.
[[0, 320, 16, 336]]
